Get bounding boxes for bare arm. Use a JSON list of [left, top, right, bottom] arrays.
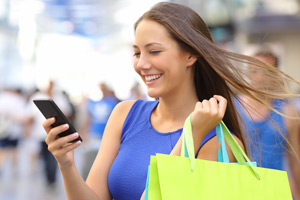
[[43, 119, 100, 200], [43, 100, 135, 200], [86, 100, 135, 199]]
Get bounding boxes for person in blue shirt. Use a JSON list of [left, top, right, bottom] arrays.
[[234, 47, 300, 199], [80, 82, 120, 180], [41, 2, 300, 200], [82, 82, 120, 139]]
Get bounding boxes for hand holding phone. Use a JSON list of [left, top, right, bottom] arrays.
[[33, 98, 82, 143]]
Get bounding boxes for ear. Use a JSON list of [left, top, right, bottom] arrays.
[[186, 55, 197, 68]]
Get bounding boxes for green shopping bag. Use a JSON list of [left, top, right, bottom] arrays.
[[146, 114, 293, 200]]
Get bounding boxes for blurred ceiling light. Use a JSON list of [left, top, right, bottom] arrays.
[[17, 0, 44, 60], [113, 0, 168, 26], [58, 21, 75, 34], [202, 0, 230, 26], [263, 0, 299, 15]]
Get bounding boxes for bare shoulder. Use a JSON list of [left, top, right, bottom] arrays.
[[113, 100, 136, 114], [282, 102, 299, 124], [281, 101, 300, 138], [109, 100, 136, 122], [105, 100, 137, 132], [197, 135, 244, 162], [282, 101, 298, 117]]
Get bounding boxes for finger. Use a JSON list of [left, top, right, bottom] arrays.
[[194, 101, 203, 110], [53, 140, 81, 157], [213, 95, 227, 115], [213, 95, 225, 102], [48, 132, 80, 151], [209, 97, 218, 114], [61, 142, 74, 148], [201, 99, 210, 112], [46, 124, 70, 144], [42, 117, 55, 134]]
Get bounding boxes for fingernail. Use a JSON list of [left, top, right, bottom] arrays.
[[72, 132, 78, 138], [63, 124, 69, 128]]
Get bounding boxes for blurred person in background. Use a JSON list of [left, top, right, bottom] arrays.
[[0, 86, 27, 176], [25, 79, 72, 188], [40, 2, 300, 200], [293, 87, 300, 116], [62, 90, 77, 126], [234, 47, 300, 199], [129, 82, 148, 100], [80, 82, 119, 180]]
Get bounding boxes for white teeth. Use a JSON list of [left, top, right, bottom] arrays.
[[145, 74, 162, 82]]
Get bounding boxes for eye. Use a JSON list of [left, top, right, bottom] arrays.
[[150, 50, 161, 54], [133, 52, 141, 57]]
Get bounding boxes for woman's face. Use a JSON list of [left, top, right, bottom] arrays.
[[133, 19, 193, 98]]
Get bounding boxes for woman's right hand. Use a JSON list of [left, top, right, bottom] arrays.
[[191, 95, 227, 138], [43, 117, 82, 168]]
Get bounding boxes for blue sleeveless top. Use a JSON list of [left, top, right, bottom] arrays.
[[234, 98, 287, 170], [108, 100, 217, 200]]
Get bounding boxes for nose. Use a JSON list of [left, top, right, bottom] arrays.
[[135, 53, 151, 70]]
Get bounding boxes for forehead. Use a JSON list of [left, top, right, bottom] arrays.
[[134, 20, 172, 46]]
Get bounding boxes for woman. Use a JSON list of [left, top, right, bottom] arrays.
[[234, 48, 300, 199], [42, 2, 299, 200]]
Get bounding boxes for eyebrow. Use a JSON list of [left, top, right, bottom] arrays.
[[132, 42, 163, 49]]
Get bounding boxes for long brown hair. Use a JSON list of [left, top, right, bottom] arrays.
[[134, 2, 300, 153]]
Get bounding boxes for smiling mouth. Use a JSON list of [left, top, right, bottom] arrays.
[[145, 74, 162, 82]]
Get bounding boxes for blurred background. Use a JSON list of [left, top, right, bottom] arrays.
[[0, 0, 300, 199]]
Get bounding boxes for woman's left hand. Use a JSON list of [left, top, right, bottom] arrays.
[[191, 95, 227, 138]]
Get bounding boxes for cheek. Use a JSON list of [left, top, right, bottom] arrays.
[[133, 60, 139, 72], [134, 68, 142, 79], [133, 65, 144, 80]]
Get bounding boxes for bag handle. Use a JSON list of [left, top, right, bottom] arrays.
[[181, 114, 260, 180], [216, 123, 229, 163], [181, 114, 195, 170]]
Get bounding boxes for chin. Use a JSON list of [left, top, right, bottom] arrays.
[[148, 94, 159, 99], [147, 90, 159, 99]]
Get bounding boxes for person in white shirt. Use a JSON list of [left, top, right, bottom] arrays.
[[25, 79, 71, 187], [0, 87, 27, 175]]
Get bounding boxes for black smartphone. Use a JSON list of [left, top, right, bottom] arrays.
[[33, 98, 82, 143]]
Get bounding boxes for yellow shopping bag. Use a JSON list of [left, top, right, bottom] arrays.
[[145, 115, 293, 200]]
